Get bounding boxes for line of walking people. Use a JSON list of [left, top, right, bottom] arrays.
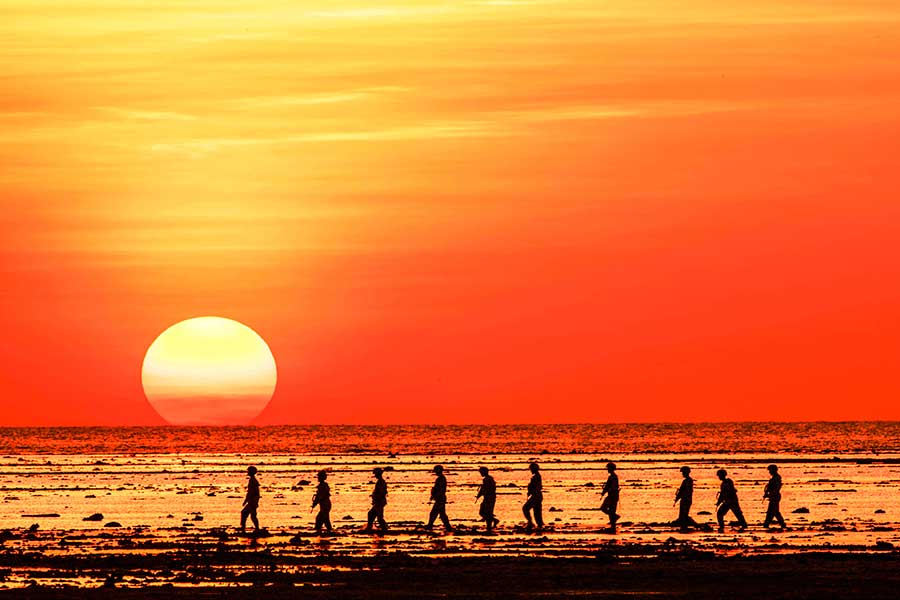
[[240, 462, 786, 535]]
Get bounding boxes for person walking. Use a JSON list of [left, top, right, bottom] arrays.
[[674, 466, 700, 531], [363, 467, 389, 532], [763, 464, 786, 530], [240, 466, 261, 533], [715, 468, 747, 533], [476, 466, 500, 533], [599, 462, 621, 531], [311, 470, 332, 534], [426, 465, 453, 531], [522, 463, 544, 532]]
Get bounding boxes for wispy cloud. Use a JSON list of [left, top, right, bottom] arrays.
[[149, 120, 503, 157], [228, 86, 410, 110], [95, 107, 197, 121]]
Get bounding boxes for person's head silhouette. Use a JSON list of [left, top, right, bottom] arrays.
[[373, 467, 384, 479], [433, 465, 444, 474], [680, 466, 691, 476], [479, 466, 489, 477], [716, 468, 727, 480], [317, 470, 328, 481], [606, 462, 617, 473], [247, 466, 258, 476], [768, 464, 779, 474], [529, 462, 540, 474]]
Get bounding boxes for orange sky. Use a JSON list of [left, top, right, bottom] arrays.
[[2, 1, 900, 425]]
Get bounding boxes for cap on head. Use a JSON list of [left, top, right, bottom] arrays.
[[606, 462, 617, 471], [529, 462, 540, 472], [768, 464, 778, 472], [680, 466, 691, 475], [373, 467, 383, 476], [247, 466, 258, 475], [317, 470, 328, 479], [716, 468, 727, 478], [479, 466, 489, 476], [433, 464, 444, 473]]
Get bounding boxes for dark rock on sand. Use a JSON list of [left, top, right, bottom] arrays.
[[104, 522, 122, 528], [793, 507, 810, 514], [22, 513, 60, 518], [83, 513, 104, 521], [875, 541, 894, 550], [296, 479, 311, 486], [875, 509, 886, 514], [697, 511, 712, 515]]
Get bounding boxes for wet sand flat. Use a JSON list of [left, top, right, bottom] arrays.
[[3, 530, 900, 598], [3, 424, 900, 595]]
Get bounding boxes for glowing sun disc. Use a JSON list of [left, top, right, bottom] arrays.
[[141, 316, 277, 425]]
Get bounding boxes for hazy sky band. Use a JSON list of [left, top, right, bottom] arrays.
[[1, 1, 899, 424]]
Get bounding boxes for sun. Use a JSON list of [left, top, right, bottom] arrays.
[[141, 316, 277, 425]]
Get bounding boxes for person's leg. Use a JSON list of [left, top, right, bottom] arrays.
[[610, 499, 620, 524], [534, 500, 544, 528], [324, 507, 333, 532], [483, 502, 496, 531], [365, 507, 376, 530], [773, 498, 785, 528], [764, 502, 774, 527], [523, 498, 535, 527], [440, 507, 452, 530], [250, 507, 259, 530], [716, 504, 728, 530], [376, 505, 387, 530], [678, 501, 690, 528], [315, 511, 323, 532], [733, 502, 747, 528], [427, 503, 440, 528], [240, 506, 249, 530]]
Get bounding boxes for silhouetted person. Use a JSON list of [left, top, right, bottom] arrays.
[[522, 462, 544, 531], [715, 468, 747, 532], [599, 462, 620, 530], [476, 466, 499, 532], [312, 470, 332, 534], [363, 467, 388, 532], [240, 466, 260, 532], [763, 464, 786, 529], [674, 466, 699, 531], [425, 465, 453, 531]]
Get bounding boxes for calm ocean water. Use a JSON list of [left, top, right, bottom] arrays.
[[3, 422, 900, 454]]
